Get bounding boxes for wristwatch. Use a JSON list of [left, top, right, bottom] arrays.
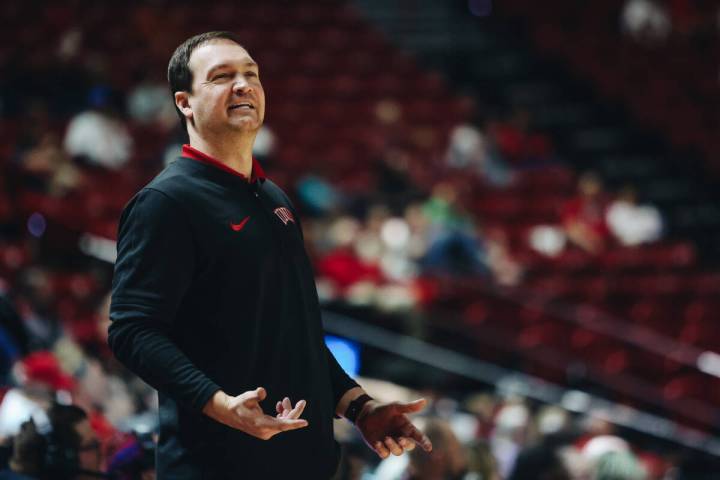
[[345, 394, 373, 424]]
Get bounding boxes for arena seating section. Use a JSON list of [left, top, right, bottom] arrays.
[[1, 0, 718, 434]]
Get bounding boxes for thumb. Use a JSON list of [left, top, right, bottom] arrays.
[[397, 398, 427, 413], [255, 387, 267, 401], [242, 387, 267, 406]]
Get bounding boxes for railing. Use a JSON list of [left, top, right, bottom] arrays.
[[322, 309, 720, 457]]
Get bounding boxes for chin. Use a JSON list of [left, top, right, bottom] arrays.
[[228, 119, 261, 132]]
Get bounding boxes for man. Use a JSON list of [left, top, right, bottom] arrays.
[[0, 403, 103, 480], [403, 418, 469, 480], [108, 31, 432, 478]]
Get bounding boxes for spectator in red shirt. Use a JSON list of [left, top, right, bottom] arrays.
[[560, 172, 611, 254], [489, 109, 554, 167]]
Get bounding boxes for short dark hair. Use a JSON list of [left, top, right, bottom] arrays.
[[9, 404, 88, 478], [47, 403, 86, 451], [167, 31, 245, 132], [9, 420, 45, 476]]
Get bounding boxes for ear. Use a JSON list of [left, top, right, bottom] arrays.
[[174, 91, 193, 123]]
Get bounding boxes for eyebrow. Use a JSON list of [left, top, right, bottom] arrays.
[[206, 61, 258, 78]]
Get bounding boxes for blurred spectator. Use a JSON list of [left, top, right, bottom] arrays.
[[53, 338, 134, 430], [421, 182, 489, 277], [404, 418, 469, 480], [252, 125, 277, 164], [0, 293, 29, 385], [296, 174, 342, 217], [106, 432, 155, 480], [317, 215, 384, 304], [355, 205, 391, 268], [314, 207, 426, 311], [491, 400, 530, 478], [621, 0, 671, 45], [126, 76, 177, 130], [402, 203, 431, 262], [13, 268, 62, 350], [57, 30, 83, 63], [445, 123, 513, 187], [373, 99, 406, 152], [484, 229, 523, 286], [577, 434, 652, 477], [1, 403, 104, 480], [528, 225, 568, 257], [375, 147, 418, 210], [377, 216, 418, 283], [0, 351, 73, 439], [534, 405, 571, 438], [18, 133, 83, 197], [63, 88, 133, 170], [0, 389, 48, 445], [581, 435, 631, 465], [419, 185, 521, 285], [465, 439, 501, 480], [1, 419, 45, 479], [561, 173, 611, 254], [559, 447, 592, 480], [489, 109, 554, 167], [606, 187, 663, 246], [595, 451, 647, 480], [504, 440, 576, 480]]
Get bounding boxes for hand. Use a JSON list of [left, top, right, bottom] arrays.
[[355, 398, 432, 459], [275, 396, 307, 419], [203, 387, 308, 440]]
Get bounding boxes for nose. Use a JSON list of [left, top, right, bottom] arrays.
[[232, 77, 252, 95]]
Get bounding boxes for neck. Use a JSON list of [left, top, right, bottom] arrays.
[[188, 130, 256, 178]]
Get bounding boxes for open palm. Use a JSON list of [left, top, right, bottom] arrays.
[[356, 399, 432, 458]]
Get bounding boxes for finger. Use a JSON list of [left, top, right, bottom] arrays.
[[287, 399, 306, 419], [258, 415, 309, 432], [374, 441, 390, 459], [398, 437, 416, 452], [282, 397, 292, 412], [403, 423, 433, 452], [384, 437, 403, 456], [243, 387, 267, 406], [276, 417, 309, 432], [396, 398, 427, 414], [276, 401, 283, 414], [414, 432, 432, 452], [277, 397, 291, 418], [256, 387, 267, 401]]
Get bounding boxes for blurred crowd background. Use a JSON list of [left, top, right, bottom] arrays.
[[1, 0, 720, 478]]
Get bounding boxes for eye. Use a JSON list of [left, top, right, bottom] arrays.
[[246, 71, 258, 77], [213, 73, 232, 81]]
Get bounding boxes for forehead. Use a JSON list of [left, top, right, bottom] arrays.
[[188, 40, 255, 76]]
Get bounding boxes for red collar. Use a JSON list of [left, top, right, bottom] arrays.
[[182, 144, 266, 183]]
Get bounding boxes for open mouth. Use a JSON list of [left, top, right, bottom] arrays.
[[229, 102, 255, 110]]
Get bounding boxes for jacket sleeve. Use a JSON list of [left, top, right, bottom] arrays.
[[325, 343, 360, 410], [108, 188, 220, 412]]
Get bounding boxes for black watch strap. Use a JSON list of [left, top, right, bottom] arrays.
[[345, 394, 373, 424]]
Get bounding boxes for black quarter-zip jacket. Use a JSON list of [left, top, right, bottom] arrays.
[[108, 147, 358, 479]]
